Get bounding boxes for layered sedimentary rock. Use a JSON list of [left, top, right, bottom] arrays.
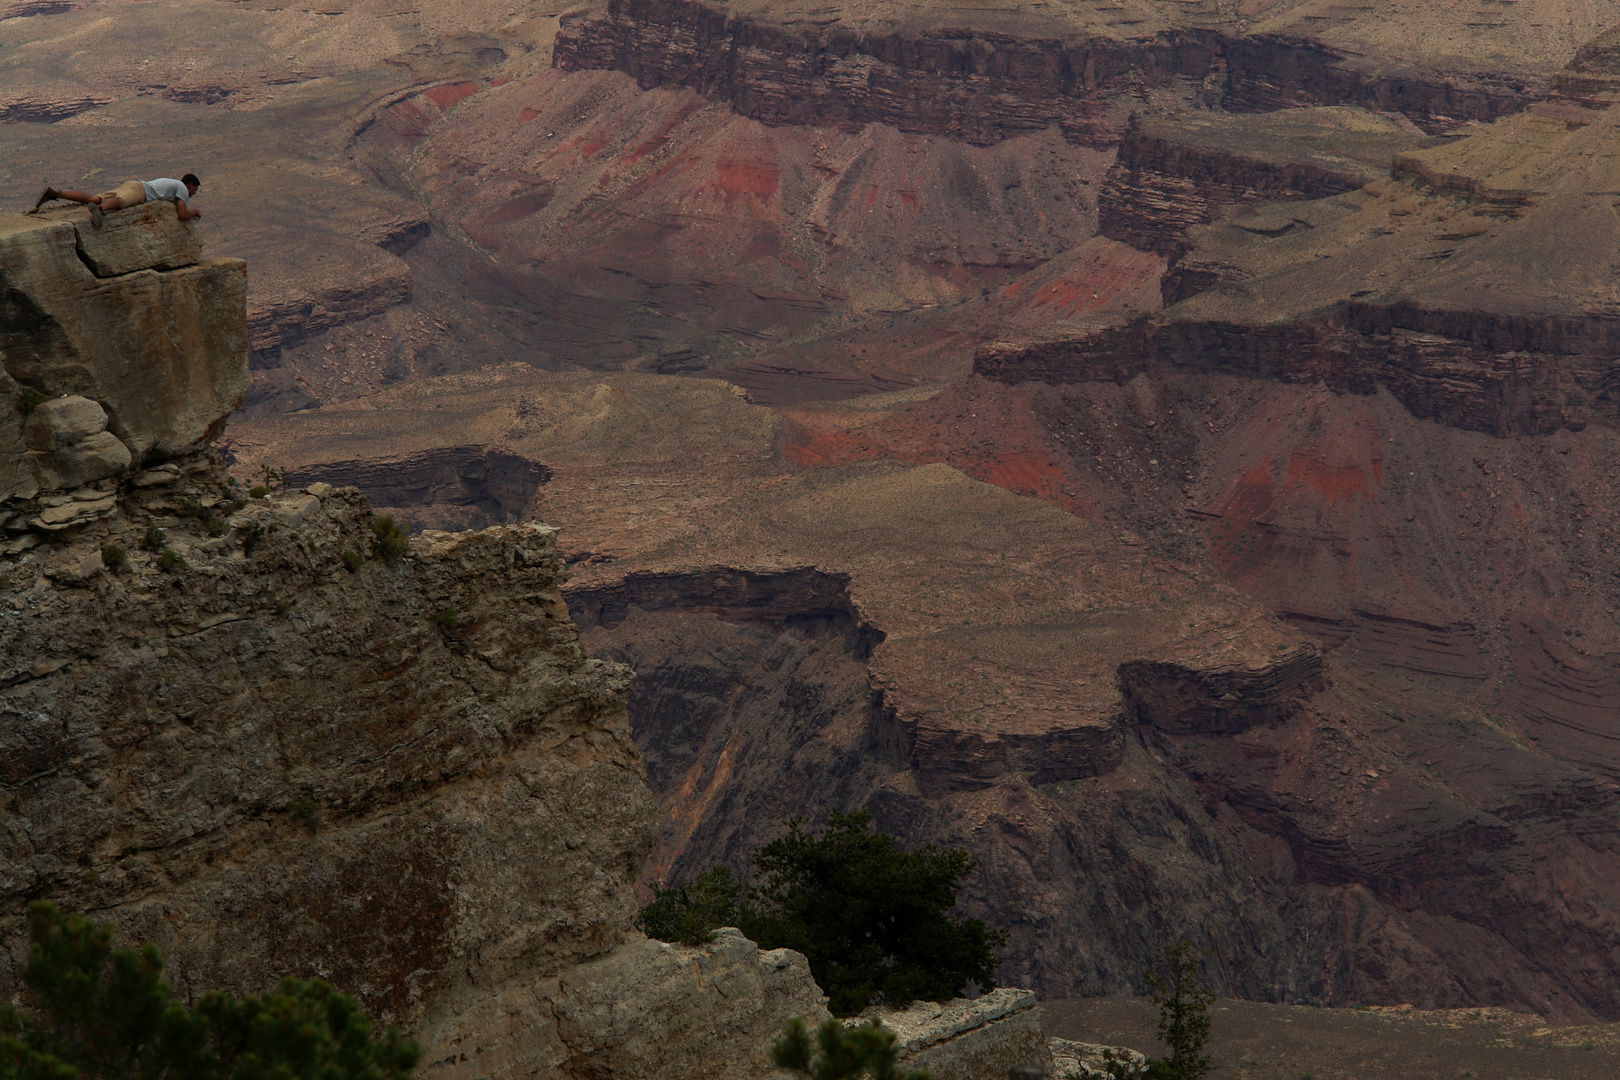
[[229, 354, 1620, 1022], [553, 0, 1536, 148], [1, 207, 829, 1080], [981, 27, 1620, 441], [281, 445, 552, 532], [1097, 108, 1431, 261], [974, 301, 1618, 439]]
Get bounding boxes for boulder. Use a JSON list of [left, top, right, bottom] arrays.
[[1046, 1037, 1148, 1078], [420, 928, 830, 1080], [24, 395, 107, 451], [868, 989, 1048, 1080], [0, 212, 246, 466], [28, 431, 132, 490], [57, 201, 204, 277]]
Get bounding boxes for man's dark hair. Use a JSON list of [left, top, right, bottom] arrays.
[[181, 172, 200, 188]]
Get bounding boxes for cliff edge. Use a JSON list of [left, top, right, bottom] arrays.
[[0, 204, 828, 1079]]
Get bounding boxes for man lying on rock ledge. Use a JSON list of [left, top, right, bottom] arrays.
[[30, 172, 201, 226]]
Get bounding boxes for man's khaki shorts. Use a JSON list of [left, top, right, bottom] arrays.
[[95, 180, 146, 206]]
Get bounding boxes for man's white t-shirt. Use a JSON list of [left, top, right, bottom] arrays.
[[142, 178, 189, 204]]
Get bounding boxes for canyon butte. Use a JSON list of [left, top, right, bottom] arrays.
[[6, 0, 1620, 1067]]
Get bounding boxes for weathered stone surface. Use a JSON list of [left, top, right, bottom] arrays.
[[48, 199, 204, 277], [0, 212, 247, 465], [27, 430, 131, 490], [1047, 1037, 1146, 1078], [421, 928, 829, 1080], [27, 488, 116, 528], [0, 481, 678, 1078], [870, 989, 1048, 1080], [24, 394, 106, 450]]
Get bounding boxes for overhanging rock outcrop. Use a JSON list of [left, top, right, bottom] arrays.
[[1, 203, 247, 495]]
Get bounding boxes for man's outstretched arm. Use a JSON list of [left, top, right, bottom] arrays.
[[175, 198, 201, 222]]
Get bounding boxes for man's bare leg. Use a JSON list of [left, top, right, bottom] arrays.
[[32, 187, 111, 224], [38, 189, 105, 207]]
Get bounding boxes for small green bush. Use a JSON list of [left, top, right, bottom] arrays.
[[205, 517, 228, 538], [15, 387, 46, 413], [771, 1017, 929, 1080], [1094, 941, 1215, 1080], [288, 796, 320, 833], [636, 866, 744, 946], [0, 902, 418, 1080], [248, 485, 270, 500], [100, 545, 128, 574], [274, 599, 293, 616], [158, 549, 185, 573], [140, 526, 166, 552], [432, 607, 459, 629], [342, 550, 364, 572], [372, 516, 409, 562], [239, 523, 266, 555]]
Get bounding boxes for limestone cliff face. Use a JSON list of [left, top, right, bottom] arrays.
[[0, 203, 826, 1080]]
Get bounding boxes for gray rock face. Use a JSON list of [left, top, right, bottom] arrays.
[[0, 207, 831, 1080], [28, 429, 132, 489], [62, 200, 205, 277], [421, 928, 830, 1080], [0, 480, 662, 1076], [0, 208, 246, 482], [24, 395, 108, 450], [868, 989, 1048, 1080]]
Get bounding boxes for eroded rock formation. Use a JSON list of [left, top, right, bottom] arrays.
[[281, 446, 552, 532], [1096, 108, 1429, 261], [553, 0, 1536, 147], [874, 989, 1047, 1080], [1, 203, 831, 1080], [1, 205, 246, 492]]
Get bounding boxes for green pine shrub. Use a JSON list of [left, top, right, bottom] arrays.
[[639, 811, 1006, 1016], [0, 902, 418, 1080], [371, 517, 408, 563], [771, 1017, 930, 1080]]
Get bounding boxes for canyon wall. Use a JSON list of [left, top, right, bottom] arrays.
[[1096, 121, 1372, 259], [974, 303, 1620, 438], [0, 205, 827, 1080], [553, 0, 1537, 147]]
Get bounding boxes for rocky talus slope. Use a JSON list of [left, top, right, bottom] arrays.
[[0, 209, 841, 1080]]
